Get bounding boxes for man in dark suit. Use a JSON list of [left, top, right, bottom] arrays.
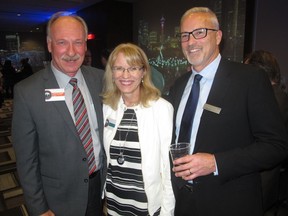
[[12, 12, 106, 216], [167, 7, 288, 216]]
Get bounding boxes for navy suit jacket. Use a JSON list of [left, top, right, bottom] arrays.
[[167, 59, 288, 216], [12, 65, 107, 216]]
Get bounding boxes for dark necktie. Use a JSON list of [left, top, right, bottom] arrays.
[[178, 74, 202, 143], [69, 78, 96, 175]]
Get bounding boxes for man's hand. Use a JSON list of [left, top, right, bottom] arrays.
[[172, 153, 216, 180]]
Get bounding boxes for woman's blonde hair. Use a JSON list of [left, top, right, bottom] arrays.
[[102, 43, 160, 110]]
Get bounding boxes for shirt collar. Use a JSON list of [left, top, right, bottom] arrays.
[[192, 54, 221, 80], [51, 62, 83, 89]]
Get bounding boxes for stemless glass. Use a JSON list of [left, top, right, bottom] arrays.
[[169, 142, 190, 160]]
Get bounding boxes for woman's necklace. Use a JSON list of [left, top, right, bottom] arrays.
[[117, 111, 136, 165]]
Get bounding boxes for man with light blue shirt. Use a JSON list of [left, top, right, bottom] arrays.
[[167, 7, 288, 216], [12, 12, 106, 216]]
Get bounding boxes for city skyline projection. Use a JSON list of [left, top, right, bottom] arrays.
[[135, 0, 246, 93]]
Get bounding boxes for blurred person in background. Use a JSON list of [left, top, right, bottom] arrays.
[[83, 49, 92, 66], [15, 58, 34, 83], [245, 50, 288, 214], [100, 48, 111, 69], [2, 59, 16, 98]]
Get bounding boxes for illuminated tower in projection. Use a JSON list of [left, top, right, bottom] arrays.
[[160, 15, 165, 44]]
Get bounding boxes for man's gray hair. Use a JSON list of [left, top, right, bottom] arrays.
[[180, 7, 219, 29], [46, 11, 88, 41]]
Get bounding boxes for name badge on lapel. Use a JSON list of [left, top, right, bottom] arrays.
[[45, 89, 65, 102], [105, 118, 116, 128], [203, 103, 221, 114]]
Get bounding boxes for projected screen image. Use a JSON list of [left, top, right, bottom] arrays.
[[135, 0, 246, 93]]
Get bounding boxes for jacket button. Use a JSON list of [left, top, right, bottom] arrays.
[[82, 158, 87, 161], [84, 179, 88, 183]]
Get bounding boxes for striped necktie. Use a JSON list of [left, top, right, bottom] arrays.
[[69, 78, 96, 175]]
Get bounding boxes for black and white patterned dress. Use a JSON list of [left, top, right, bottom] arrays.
[[106, 108, 161, 216]]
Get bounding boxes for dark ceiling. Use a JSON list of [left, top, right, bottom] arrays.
[[0, 0, 104, 33]]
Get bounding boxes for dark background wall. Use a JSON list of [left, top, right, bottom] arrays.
[[252, 0, 288, 88], [78, 0, 133, 68]]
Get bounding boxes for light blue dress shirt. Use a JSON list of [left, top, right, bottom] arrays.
[[176, 54, 221, 154]]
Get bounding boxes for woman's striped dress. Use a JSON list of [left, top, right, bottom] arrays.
[[106, 108, 156, 216]]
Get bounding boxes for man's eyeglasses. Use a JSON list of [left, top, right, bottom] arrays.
[[177, 28, 218, 42], [112, 66, 144, 75]]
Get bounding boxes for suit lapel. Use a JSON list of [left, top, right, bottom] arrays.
[[82, 67, 104, 143], [172, 72, 192, 120], [206, 60, 231, 106], [193, 59, 231, 152], [43, 66, 79, 138]]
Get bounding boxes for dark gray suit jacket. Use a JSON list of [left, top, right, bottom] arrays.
[[12, 65, 107, 216], [167, 59, 288, 216]]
